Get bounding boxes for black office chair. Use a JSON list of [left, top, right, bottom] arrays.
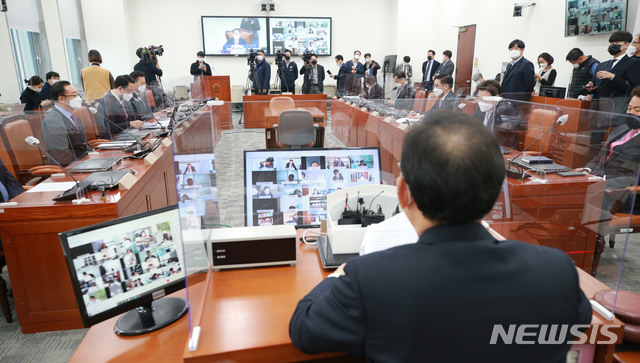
[[274, 110, 317, 148]]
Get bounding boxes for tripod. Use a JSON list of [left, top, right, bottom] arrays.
[[240, 61, 260, 125]]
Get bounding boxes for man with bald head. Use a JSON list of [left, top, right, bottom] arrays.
[[290, 111, 591, 362]]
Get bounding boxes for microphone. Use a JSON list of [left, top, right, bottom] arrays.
[[385, 86, 398, 97], [367, 190, 384, 213], [102, 117, 146, 153], [25, 136, 85, 201]]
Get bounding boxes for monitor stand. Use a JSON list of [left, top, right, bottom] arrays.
[[114, 297, 188, 336]]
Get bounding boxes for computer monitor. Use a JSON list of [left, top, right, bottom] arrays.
[[59, 205, 187, 336], [244, 147, 382, 228], [539, 86, 566, 99]]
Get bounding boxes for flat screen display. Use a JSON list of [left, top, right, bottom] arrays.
[[202, 16, 268, 55], [175, 153, 218, 229], [60, 206, 185, 326], [268, 17, 331, 55], [244, 148, 381, 227], [565, 0, 628, 36]]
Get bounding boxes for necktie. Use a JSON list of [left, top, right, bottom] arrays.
[[606, 60, 616, 72], [505, 63, 513, 77], [70, 115, 79, 130], [121, 100, 129, 119], [607, 130, 638, 160], [0, 179, 9, 202], [438, 97, 444, 108]]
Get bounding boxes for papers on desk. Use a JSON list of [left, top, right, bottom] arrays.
[[26, 182, 76, 193], [141, 119, 170, 129], [359, 212, 419, 255]]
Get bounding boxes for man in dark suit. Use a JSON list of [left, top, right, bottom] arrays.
[[41, 81, 88, 166], [388, 71, 414, 110], [252, 50, 271, 95], [96, 75, 144, 139], [585, 31, 640, 117], [501, 39, 535, 101], [190, 51, 212, 79], [300, 54, 324, 94], [472, 80, 521, 148], [421, 49, 440, 91], [362, 76, 383, 100], [434, 49, 454, 78], [290, 111, 591, 362], [432, 74, 458, 110], [344, 51, 365, 96], [129, 71, 154, 121], [330, 54, 349, 97], [279, 49, 298, 94], [222, 28, 248, 54]]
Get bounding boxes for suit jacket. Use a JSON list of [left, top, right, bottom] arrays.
[[435, 59, 454, 77], [585, 124, 640, 188], [393, 82, 414, 110], [591, 56, 640, 115], [501, 57, 535, 99], [364, 84, 384, 100], [395, 63, 413, 82], [280, 60, 299, 93], [0, 159, 25, 202], [190, 61, 212, 77], [344, 60, 365, 75], [334, 63, 349, 96], [433, 91, 458, 110], [130, 92, 153, 121], [97, 92, 134, 139], [421, 59, 441, 89], [41, 106, 88, 166], [471, 100, 521, 148], [300, 64, 325, 94], [40, 82, 53, 101], [290, 223, 592, 362], [253, 59, 271, 92]]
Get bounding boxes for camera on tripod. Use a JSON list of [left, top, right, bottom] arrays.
[[137, 45, 164, 64], [274, 50, 284, 66], [301, 51, 313, 63], [247, 51, 257, 65]]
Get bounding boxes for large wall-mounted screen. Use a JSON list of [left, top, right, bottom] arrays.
[[202, 16, 268, 55], [565, 0, 627, 37], [268, 17, 331, 55]]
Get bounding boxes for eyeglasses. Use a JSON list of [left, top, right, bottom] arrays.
[[63, 93, 79, 98]]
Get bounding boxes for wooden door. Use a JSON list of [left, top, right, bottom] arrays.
[[455, 24, 476, 96]]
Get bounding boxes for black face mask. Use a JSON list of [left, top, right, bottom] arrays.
[[427, 55, 433, 61], [608, 44, 622, 55], [626, 115, 640, 129], [284, 55, 291, 61], [311, 60, 317, 65]]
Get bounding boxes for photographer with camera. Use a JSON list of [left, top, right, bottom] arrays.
[[134, 46, 164, 84], [300, 53, 324, 94], [252, 50, 271, 95], [279, 49, 298, 94]]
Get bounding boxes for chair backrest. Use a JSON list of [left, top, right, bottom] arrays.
[[523, 108, 559, 153], [145, 90, 156, 108], [278, 110, 314, 146], [269, 96, 295, 115], [0, 125, 16, 177], [73, 106, 99, 141], [412, 90, 428, 112], [1, 117, 44, 171], [26, 109, 48, 144]]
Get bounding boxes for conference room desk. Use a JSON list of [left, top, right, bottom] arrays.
[[70, 228, 623, 363], [0, 105, 221, 333], [242, 94, 328, 128], [265, 106, 326, 148]]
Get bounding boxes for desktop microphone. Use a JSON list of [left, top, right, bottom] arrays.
[[384, 87, 398, 99], [103, 117, 147, 153], [25, 136, 84, 200], [509, 114, 568, 163]]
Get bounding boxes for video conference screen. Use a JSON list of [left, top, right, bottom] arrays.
[[244, 148, 381, 227], [202, 16, 268, 55], [60, 207, 184, 321], [268, 17, 331, 55], [175, 153, 218, 230], [565, 0, 627, 36]]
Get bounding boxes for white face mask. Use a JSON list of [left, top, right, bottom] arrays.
[[509, 49, 521, 60], [478, 101, 494, 112], [433, 87, 444, 97], [354, 54, 360, 60], [197, 57, 205, 62], [138, 85, 146, 93], [32, 86, 42, 92], [627, 45, 638, 57], [123, 93, 133, 102], [539, 63, 548, 69], [336, 62, 341, 67], [365, 58, 371, 63], [69, 96, 83, 109], [572, 63, 579, 69], [256, 55, 264, 61]]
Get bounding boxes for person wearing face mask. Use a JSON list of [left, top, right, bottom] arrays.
[[223, 28, 248, 54], [129, 71, 154, 120], [20, 76, 51, 111], [534, 52, 557, 95], [330, 54, 349, 97], [433, 50, 454, 79], [300, 54, 325, 94], [343, 51, 365, 96], [41, 80, 88, 166], [279, 49, 298, 94], [630, 34, 640, 59], [431, 74, 457, 111], [96, 75, 144, 139], [500, 39, 535, 101], [585, 31, 640, 118], [472, 80, 519, 148], [565, 48, 599, 99], [386, 71, 414, 110], [40, 71, 60, 101], [252, 50, 271, 95], [190, 51, 212, 79], [395, 56, 413, 84], [360, 76, 383, 100], [421, 50, 441, 91], [363, 53, 380, 77]]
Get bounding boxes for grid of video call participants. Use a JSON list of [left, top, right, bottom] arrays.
[[68, 218, 183, 317], [245, 149, 381, 227], [566, 0, 627, 36], [269, 18, 331, 55], [176, 154, 218, 230]]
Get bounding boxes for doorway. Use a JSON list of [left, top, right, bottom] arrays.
[[454, 24, 476, 96]]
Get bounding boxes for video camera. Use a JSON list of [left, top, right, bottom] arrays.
[[137, 45, 164, 64], [247, 50, 258, 65], [274, 50, 283, 66], [301, 51, 313, 63]]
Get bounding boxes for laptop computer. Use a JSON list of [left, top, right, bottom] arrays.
[[511, 157, 571, 173], [69, 157, 122, 173]]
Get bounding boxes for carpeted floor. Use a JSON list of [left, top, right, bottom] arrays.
[[1, 108, 639, 362]]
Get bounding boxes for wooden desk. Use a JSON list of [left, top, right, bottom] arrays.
[[242, 94, 328, 128], [71, 229, 623, 363], [264, 107, 326, 148], [0, 106, 221, 333]]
